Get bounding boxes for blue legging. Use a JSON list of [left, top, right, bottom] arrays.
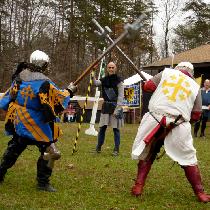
[[97, 125, 120, 151]]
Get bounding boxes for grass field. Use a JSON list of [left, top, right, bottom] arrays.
[[0, 121, 210, 210]]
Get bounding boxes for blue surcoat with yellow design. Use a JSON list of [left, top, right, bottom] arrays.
[[0, 77, 70, 143]]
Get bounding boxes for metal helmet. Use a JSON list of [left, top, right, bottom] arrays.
[[175, 62, 194, 76], [30, 50, 49, 69]]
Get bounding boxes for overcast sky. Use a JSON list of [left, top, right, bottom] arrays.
[[153, 0, 210, 55]]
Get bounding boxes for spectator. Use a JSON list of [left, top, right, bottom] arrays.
[[94, 62, 124, 156], [194, 79, 210, 138], [65, 102, 76, 122]]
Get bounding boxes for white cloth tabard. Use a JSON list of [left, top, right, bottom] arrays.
[[149, 68, 199, 122], [132, 68, 200, 166], [132, 112, 197, 166]]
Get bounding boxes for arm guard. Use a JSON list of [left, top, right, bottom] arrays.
[[190, 111, 201, 123], [142, 80, 157, 93]]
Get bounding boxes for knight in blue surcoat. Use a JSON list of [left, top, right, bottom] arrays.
[[0, 50, 77, 192]]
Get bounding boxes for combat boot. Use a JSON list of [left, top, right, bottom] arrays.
[[112, 147, 119, 156], [37, 157, 56, 192], [37, 183, 56, 192], [96, 146, 101, 153]]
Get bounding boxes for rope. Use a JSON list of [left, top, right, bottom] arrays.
[[72, 70, 95, 155]]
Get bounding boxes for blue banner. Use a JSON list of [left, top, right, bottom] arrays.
[[123, 83, 140, 107]]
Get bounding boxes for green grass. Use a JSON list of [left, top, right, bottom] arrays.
[[0, 121, 210, 210]]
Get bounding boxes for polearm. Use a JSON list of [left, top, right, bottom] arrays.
[[92, 18, 147, 81], [73, 14, 146, 85]]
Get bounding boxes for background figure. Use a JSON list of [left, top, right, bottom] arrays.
[[94, 62, 124, 156], [67, 103, 76, 122], [131, 62, 210, 203], [0, 50, 77, 192], [194, 79, 210, 138], [63, 102, 76, 123]]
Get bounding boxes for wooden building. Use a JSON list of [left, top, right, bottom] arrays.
[[139, 43, 210, 117], [143, 43, 210, 82]]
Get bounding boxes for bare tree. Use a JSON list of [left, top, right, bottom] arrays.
[[0, 0, 157, 92], [156, 0, 180, 58]]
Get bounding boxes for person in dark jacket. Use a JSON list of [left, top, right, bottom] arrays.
[[94, 62, 124, 156], [194, 79, 210, 138]]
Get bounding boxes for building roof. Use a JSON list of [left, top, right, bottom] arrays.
[[143, 43, 210, 69]]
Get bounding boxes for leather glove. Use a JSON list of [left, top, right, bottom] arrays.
[[113, 105, 123, 119], [67, 82, 77, 97]]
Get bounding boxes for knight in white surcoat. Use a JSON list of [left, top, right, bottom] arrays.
[[131, 62, 210, 203]]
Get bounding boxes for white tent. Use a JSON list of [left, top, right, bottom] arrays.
[[123, 71, 152, 86]]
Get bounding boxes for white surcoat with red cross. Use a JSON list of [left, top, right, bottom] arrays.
[[149, 68, 199, 122], [132, 68, 200, 166]]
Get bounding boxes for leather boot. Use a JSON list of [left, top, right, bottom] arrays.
[[37, 183, 56, 192], [183, 165, 210, 203], [131, 160, 152, 196], [37, 157, 56, 192]]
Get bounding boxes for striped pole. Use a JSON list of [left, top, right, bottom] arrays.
[[72, 70, 95, 155]]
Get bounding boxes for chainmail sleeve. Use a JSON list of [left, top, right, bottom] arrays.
[[150, 71, 163, 86], [192, 89, 202, 112], [117, 82, 124, 106]]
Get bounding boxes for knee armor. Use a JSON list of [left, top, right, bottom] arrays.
[[43, 143, 61, 168]]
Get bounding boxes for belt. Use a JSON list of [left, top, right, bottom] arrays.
[[151, 111, 184, 122]]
